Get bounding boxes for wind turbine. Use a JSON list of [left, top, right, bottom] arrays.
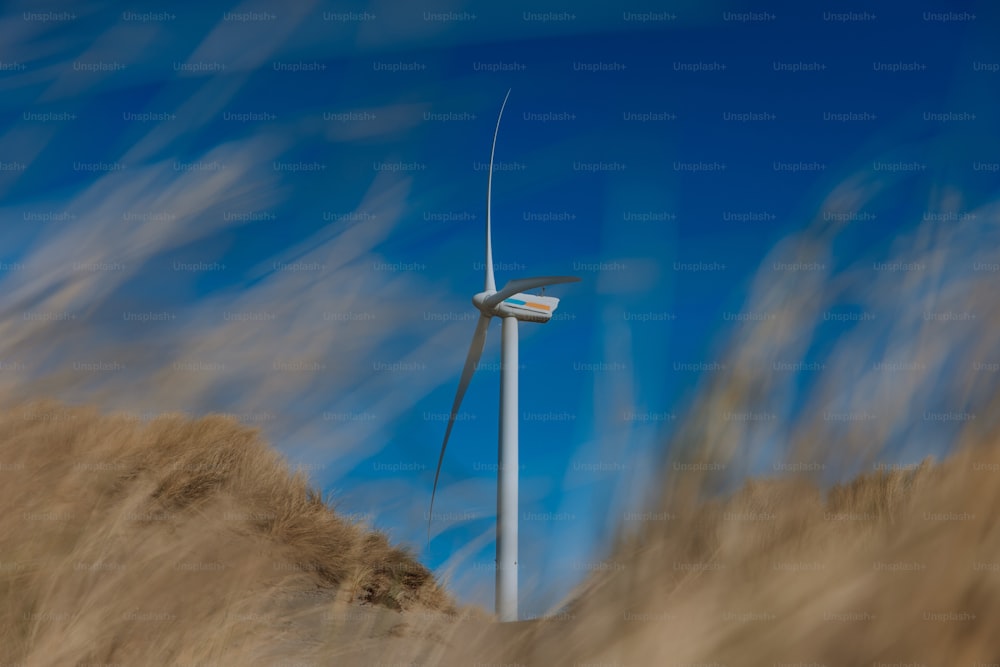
[[428, 89, 580, 622]]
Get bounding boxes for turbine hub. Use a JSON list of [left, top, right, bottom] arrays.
[[472, 291, 494, 314]]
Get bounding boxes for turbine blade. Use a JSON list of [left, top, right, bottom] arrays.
[[428, 313, 492, 541], [484, 276, 581, 309], [485, 89, 511, 293]]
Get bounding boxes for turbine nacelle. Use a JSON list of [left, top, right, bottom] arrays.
[[473, 289, 562, 323]]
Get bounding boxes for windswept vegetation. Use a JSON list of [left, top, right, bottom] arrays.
[[5, 398, 1000, 665], [0, 401, 452, 665]]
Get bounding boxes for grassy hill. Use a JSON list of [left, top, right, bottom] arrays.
[[0, 400, 454, 665], [6, 399, 1000, 665]]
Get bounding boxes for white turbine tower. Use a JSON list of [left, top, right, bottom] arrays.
[[428, 89, 580, 623]]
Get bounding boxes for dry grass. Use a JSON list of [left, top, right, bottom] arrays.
[[0, 400, 452, 665], [5, 398, 1000, 666], [478, 448, 1000, 666]]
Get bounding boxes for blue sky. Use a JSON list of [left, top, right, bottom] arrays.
[[1, 0, 999, 618]]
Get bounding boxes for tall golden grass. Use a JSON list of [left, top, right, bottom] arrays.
[[0, 401, 452, 665], [7, 401, 999, 665]]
